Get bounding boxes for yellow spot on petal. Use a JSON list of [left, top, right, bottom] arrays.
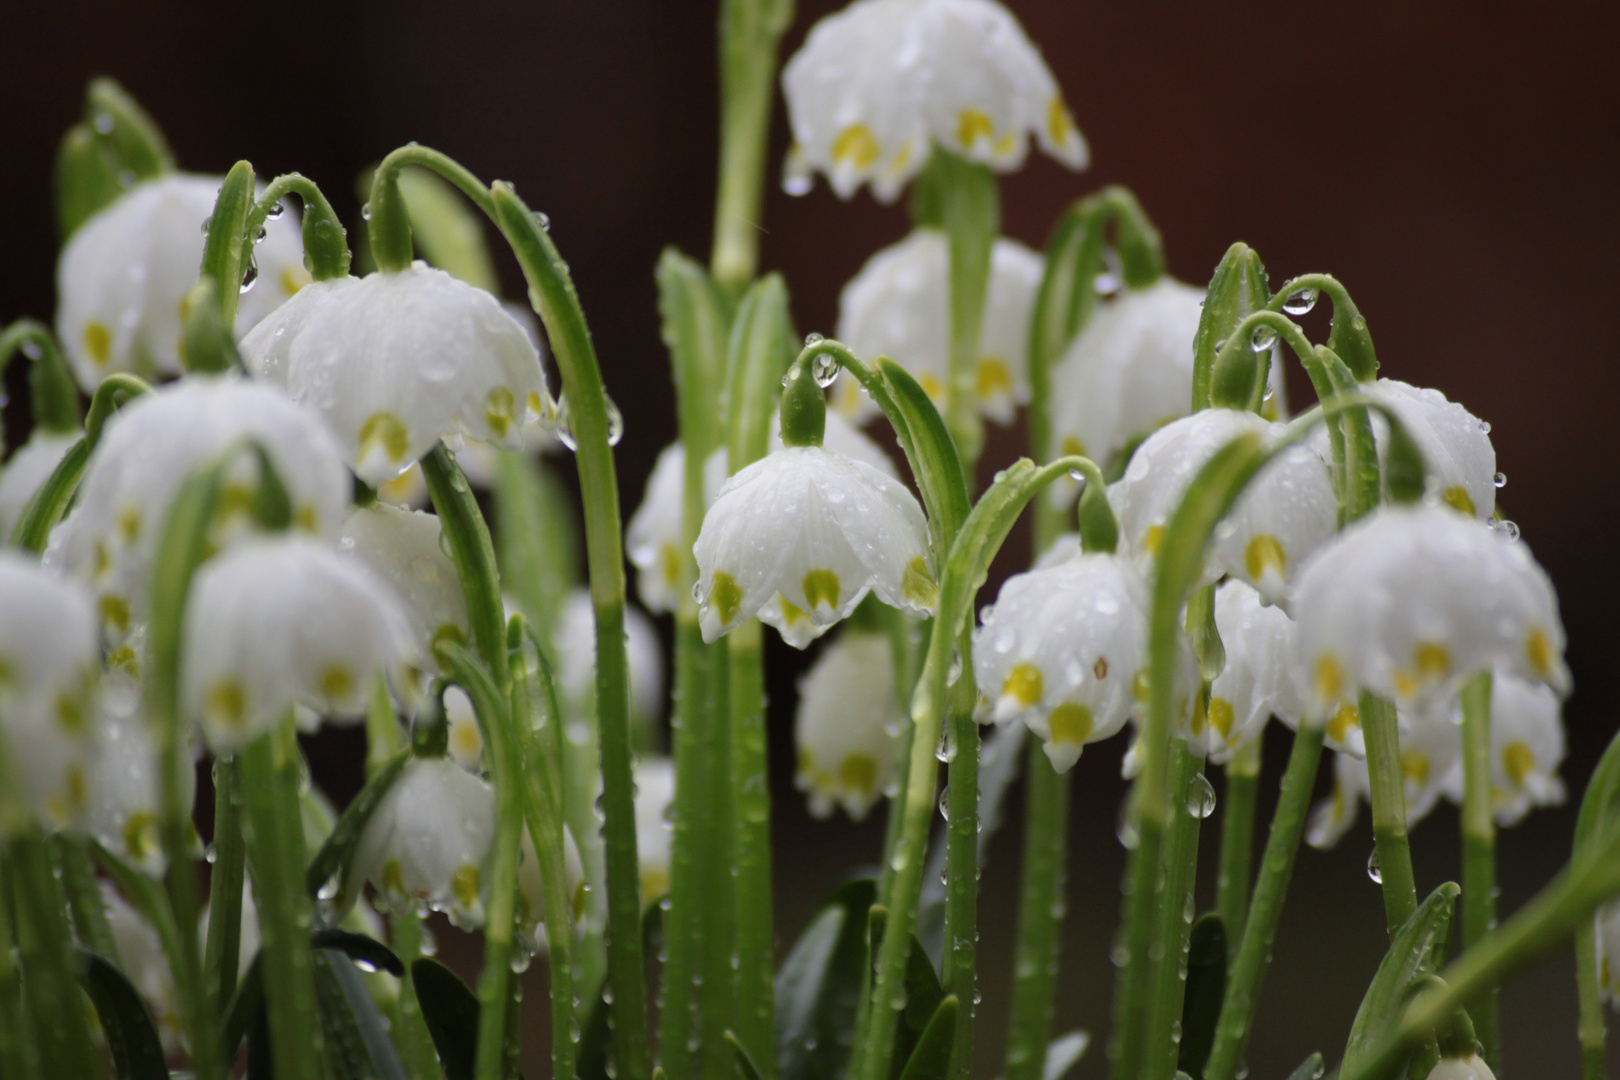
[[101, 595, 131, 635], [660, 542, 681, 588], [957, 108, 995, 149], [1314, 655, 1344, 703], [838, 754, 878, 797], [976, 357, 1012, 402], [778, 595, 807, 627], [1392, 670, 1418, 699], [280, 266, 311, 296], [209, 680, 246, 728], [1208, 697, 1235, 738], [1143, 525, 1166, 556], [1047, 98, 1078, 147], [452, 865, 481, 910], [803, 569, 841, 612], [710, 571, 743, 625], [451, 719, 482, 763], [1441, 485, 1476, 516], [902, 557, 938, 609], [1060, 435, 1088, 459], [832, 124, 880, 171], [486, 387, 516, 439], [108, 645, 139, 678], [1093, 656, 1109, 680], [1402, 749, 1430, 786], [321, 665, 354, 702], [1503, 740, 1535, 788], [1244, 533, 1286, 583], [55, 692, 87, 734], [1002, 663, 1044, 707], [1415, 642, 1450, 681], [84, 321, 112, 368], [1326, 703, 1361, 744], [359, 412, 411, 466], [991, 132, 1017, 159], [93, 542, 111, 580], [917, 371, 944, 403], [1049, 702, 1093, 747], [117, 506, 142, 543], [382, 858, 406, 897], [1526, 626, 1554, 681], [294, 503, 318, 532], [123, 811, 157, 864], [885, 141, 915, 178]]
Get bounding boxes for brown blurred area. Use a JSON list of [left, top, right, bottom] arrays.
[[4, 1, 1620, 1075]]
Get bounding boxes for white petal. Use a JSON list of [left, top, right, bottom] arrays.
[[625, 444, 728, 614], [0, 431, 79, 542], [340, 503, 469, 665], [633, 756, 676, 905], [795, 630, 903, 819]]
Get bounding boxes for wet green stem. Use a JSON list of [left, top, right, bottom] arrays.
[[203, 755, 246, 1008], [1459, 671, 1498, 1068], [1215, 736, 1263, 964], [1004, 748, 1070, 1080], [9, 828, 96, 1078], [1146, 742, 1208, 1079], [1362, 691, 1417, 934]]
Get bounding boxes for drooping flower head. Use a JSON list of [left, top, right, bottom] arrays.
[[554, 589, 665, 736], [1306, 706, 1462, 851], [1362, 378, 1497, 520], [239, 262, 547, 485], [1293, 505, 1569, 720], [182, 536, 418, 751], [830, 228, 1042, 424], [1437, 672, 1566, 826], [85, 706, 195, 877], [0, 553, 101, 831], [782, 0, 1087, 201], [55, 174, 308, 390], [626, 443, 729, 614], [340, 503, 470, 664], [795, 628, 903, 819], [1198, 581, 1315, 763], [46, 377, 350, 643]]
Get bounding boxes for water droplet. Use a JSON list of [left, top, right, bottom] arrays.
[[19, 340, 42, 361], [605, 394, 624, 447], [935, 723, 958, 763], [1186, 773, 1216, 819], [1367, 847, 1383, 883], [812, 352, 841, 388], [266, 202, 286, 219], [1249, 325, 1278, 353], [1117, 800, 1139, 850], [1499, 519, 1520, 540], [1111, 940, 1131, 967], [1478, 419, 1492, 435], [938, 786, 951, 819], [804, 332, 824, 348], [354, 957, 380, 974], [552, 394, 577, 450], [533, 211, 551, 232], [1214, 338, 1228, 354], [203, 843, 218, 865], [240, 257, 258, 294], [1281, 287, 1319, 315], [360, 202, 373, 222], [946, 649, 964, 688], [201, 215, 213, 236], [1493, 471, 1507, 489], [1094, 248, 1123, 297]]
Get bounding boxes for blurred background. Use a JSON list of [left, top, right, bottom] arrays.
[[4, 0, 1619, 1075]]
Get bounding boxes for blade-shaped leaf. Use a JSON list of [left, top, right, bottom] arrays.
[[727, 1030, 767, 1080], [1177, 914, 1227, 1078], [1341, 882, 1459, 1074], [313, 929, 405, 977], [896, 996, 958, 1080], [1042, 1030, 1089, 1080], [412, 957, 486, 1080], [315, 945, 408, 1080], [1285, 1051, 1325, 1080], [75, 949, 169, 1080], [775, 877, 877, 1080], [579, 901, 664, 1080], [891, 937, 945, 1080]]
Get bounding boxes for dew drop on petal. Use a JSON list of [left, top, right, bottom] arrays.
[[1493, 471, 1507, 489]]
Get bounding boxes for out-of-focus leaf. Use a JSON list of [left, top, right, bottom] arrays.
[[775, 877, 877, 1080], [75, 949, 168, 1080], [1341, 882, 1459, 1074], [895, 996, 958, 1080], [1177, 914, 1227, 1078]]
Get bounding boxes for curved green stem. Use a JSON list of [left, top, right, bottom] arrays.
[[1202, 726, 1325, 1080], [1459, 671, 1498, 1068], [1191, 244, 1272, 413], [1265, 273, 1377, 383], [711, 0, 793, 292], [367, 145, 499, 274], [204, 756, 246, 1010], [246, 173, 350, 281], [198, 160, 256, 335], [0, 320, 78, 433], [85, 78, 173, 180]]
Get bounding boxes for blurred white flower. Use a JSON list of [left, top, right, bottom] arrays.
[[516, 825, 585, 955], [1306, 706, 1461, 850], [795, 629, 902, 819], [85, 706, 194, 877], [555, 589, 664, 731], [104, 884, 180, 1051], [0, 430, 79, 541], [182, 536, 417, 751], [1293, 505, 1569, 719], [1198, 581, 1317, 763], [352, 755, 494, 929], [55, 174, 308, 390], [634, 755, 675, 906], [782, 0, 1086, 201], [1426, 1055, 1496, 1080], [829, 228, 1043, 424], [239, 262, 546, 486], [46, 377, 350, 644], [444, 685, 485, 773], [0, 552, 101, 830], [340, 503, 470, 664], [625, 443, 728, 614], [1435, 671, 1565, 826], [1596, 898, 1620, 1007], [695, 446, 935, 648]]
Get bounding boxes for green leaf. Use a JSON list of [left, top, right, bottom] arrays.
[[197, 160, 257, 335], [1341, 882, 1460, 1074], [1176, 914, 1227, 1078], [725, 273, 795, 469], [657, 247, 732, 463], [1191, 243, 1271, 412], [75, 949, 169, 1080], [1042, 1031, 1089, 1080], [876, 357, 971, 552], [314, 946, 407, 1080], [312, 929, 405, 977], [775, 878, 877, 1080], [304, 747, 411, 919], [1285, 1052, 1325, 1080], [727, 1031, 767, 1080], [412, 957, 488, 1080], [895, 996, 958, 1080], [55, 122, 124, 242], [891, 937, 945, 1080]]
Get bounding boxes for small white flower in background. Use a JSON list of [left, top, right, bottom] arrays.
[[1596, 898, 1620, 1006], [85, 707, 195, 877], [239, 261, 547, 486], [340, 503, 470, 663], [352, 755, 494, 929], [1436, 672, 1566, 826], [1198, 581, 1316, 763], [0, 552, 101, 830], [104, 884, 181, 1051], [694, 446, 936, 648], [1307, 708, 1462, 850], [182, 536, 418, 752], [829, 228, 1042, 424], [626, 443, 728, 614], [46, 377, 350, 644], [781, 0, 1086, 201], [516, 825, 586, 954], [634, 755, 675, 905], [1426, 1055, 1497, 1080], [554, 590, 664, 732], [0, 430, 79, 541], [55, 174, 309, 391], [1363, 378, 1497, 520], [772, 408, 899, 478], [444, 685, 484, 772], [1293, 505, 1569, 720], [795, 629, 902, 819], [972, 549, 1150, 772]]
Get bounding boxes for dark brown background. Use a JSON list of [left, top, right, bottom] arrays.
[[4, 1, 1619, 1076]]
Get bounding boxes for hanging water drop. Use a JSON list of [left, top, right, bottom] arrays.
[[201, 215, 213, 236], [1281, 287, 1319, 316], [1093, 248, 1123, 297], [552, 394, 578, 451], [1493, 471, 1507, 489], [938, 785, 950, 819], [812, 352, 841, 388], [1478, 419, 1492, 435], [935, 723, 958, 763], [240, 257, 259, 294], [1116, 800, 1139, 850], [1186, 773, 1216, 819], [533, 210, 551, 232], [266, 202, 286, 219], [804, 332, 824, 348], [1249, 324, 1278, 353], [1499, 519, 1519, 540], [353, 957, 380, 974], [605, 394, 625, 446], [93, 110, 115, 135], [360, 202, 373, 222], [1367, 847, 1383, 883]]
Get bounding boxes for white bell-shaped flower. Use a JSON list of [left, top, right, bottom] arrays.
[[634, 755, 675, 905], [0, 552, 100, 830], [1293, 505, 1569, 720], [1426, 1055, 1496, 1080], [1363, 379, 1496, 521], [516, 825, 586, 955], [238, 261, 547, 486], [1199, 581, 1313, 763], [353, 754, 494, 928], [46, 377, 350, 644], [55, 174, 309, 391], [340, 503, 470, 663], [0, 430, 79, 541], [554, 589, 664, 731], [795, 628, 902, 819], [1596, 898, 1620, 1007], [626, 444, 729, 614], [1306, 707, 1462, 850], [972, 550, 1149, 772], [85, 706, 195, 877], [1434, 672, 1566, 826], [781, 0, 1086, 201], [694, 446, 936, 648], [182, 536, 418, 752], [828, 228, 1042, 424]]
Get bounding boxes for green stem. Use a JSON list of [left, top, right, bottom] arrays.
[[245, 173, 351, 281], [1202, 726, 1324, 1080], [936, 152, 999, 475], [204, 756, 246, 1010], [1146, 742, 1208, 1079], [240, 719, 323, 1080], [422, 445, 508, 684], [1361, 691, 1417, 934], [199, 160, 256, 332], [1214, 735, 1262, 964], [8, 828, 96, 1078], [1004, 746, 1071, 1080], [52, 834, 118, 962], [711, 0, 792, 292], [943, 681, 981, 1080], [1573, 729, 1620, 1080], [878, 607, 923, 909], [730, 622, 775, 1074], [697, 636, 737, 1080], [367, 145, 499, 275], [1459, 671, 1498, 1069], [0, 849, 31, 1080]]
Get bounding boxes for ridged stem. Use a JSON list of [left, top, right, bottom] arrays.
[[1146, 742, 1208, 1079], [943, 686, 982, 1080], [1361, 691, 1418, 933], [1003, 748, 1071, 1080], [1459, 671, 1499, 1068], [730, 621, 775, 1072], [52, 834, 118, 962], [937, 153, 998, 474], [203, 755, 246, 1009], [1214, 736, 1263, 964]]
